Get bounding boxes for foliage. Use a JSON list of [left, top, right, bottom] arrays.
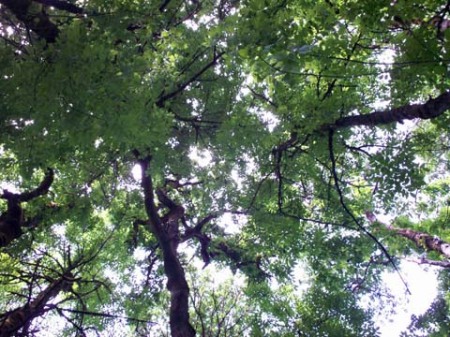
[[0, 0, 449, 336]]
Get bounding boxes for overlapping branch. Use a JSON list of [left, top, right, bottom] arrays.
[[0, 168, 54, 248], [329, 91, 450, 130], [0, 270, 74, 336], [366, 214, 450, 266], [328, 130, 411, 293], [134, 152, 195, 337], [0, 0, 61, 42], [0, 245, 110, 336], [156, 50, 226, 108]]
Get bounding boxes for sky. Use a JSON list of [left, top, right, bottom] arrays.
[[377, 260, 438, 336]]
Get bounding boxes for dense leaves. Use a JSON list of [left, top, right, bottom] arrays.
[[0, 0, 449, 336]]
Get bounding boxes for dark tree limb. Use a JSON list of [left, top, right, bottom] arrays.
[[181, 214, 217, 266], [33, 0, 83, 14], [0, 243, 112, 336], [328, 130, 411, 294], [159, 0, 172, 12], [329, 91, 450, 129], [135, 152, 195, 337], [156, 50, 225, 107], [0, 270, 74, 336], [0, 168, 54, 248], [18, 168, 54, 202], [209, 241, 267, 280], [0, 0, 59, 42], [134, 154, 162, 230], [276, 91, 450, 158]]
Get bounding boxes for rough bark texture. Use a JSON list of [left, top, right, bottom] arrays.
[[138, 157, 195, 337], [366, 214, 450, 261], [0, 271, 74, 336], [389, 226, 450, 259], [331, 90, 450, 129]]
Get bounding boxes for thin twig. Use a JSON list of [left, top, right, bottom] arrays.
[[328, 129, 411, 294]]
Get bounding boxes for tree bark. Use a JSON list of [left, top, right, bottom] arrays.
[[0, 271, 73, 336], [160, 238, 195, 337], [366, 213, 450, 260], [137, 156, 195, 337], [388, 225, 450, 259], [330, 91, 450, 129], [0, 169, 54, 248]]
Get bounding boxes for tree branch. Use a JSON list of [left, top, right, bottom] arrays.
[[156, 50, 225, 107], [18, 168, 54, 202], [0, 0, 59, 42], [0, 270, 74, 336], [328, 130, 411, 294], [134, 153, 162, 231], [33, 0, 84, 14], [367, 214, 450, 259], [330, 91, 450, 129], [407, 257, 450, 268], [0, 169, 54, 247]]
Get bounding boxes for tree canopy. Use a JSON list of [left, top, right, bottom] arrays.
[[0, 0, 449, 336]]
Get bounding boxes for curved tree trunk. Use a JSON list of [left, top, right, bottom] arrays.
[[137, 155, 195, 337]]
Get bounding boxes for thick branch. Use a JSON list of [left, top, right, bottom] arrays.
[[0, 0, 59, 42], [367, 214, 450, 261], [0, 169, 54, 247], [389, 225, 450, 259], [19, 168, 54, 202], [330, 91, 450, 129], [210, 241, 266, 280], [33, 0, 84, 14], [277, 91, 450, 156], [136, 155, 163, 231], [0, 271, 74, 336], [181, 214, 217, 266]]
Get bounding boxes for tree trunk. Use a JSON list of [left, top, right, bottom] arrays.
[[138, 157, 196, 337], [0, 271, 73, 336], [160, 239, 195, 337]]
